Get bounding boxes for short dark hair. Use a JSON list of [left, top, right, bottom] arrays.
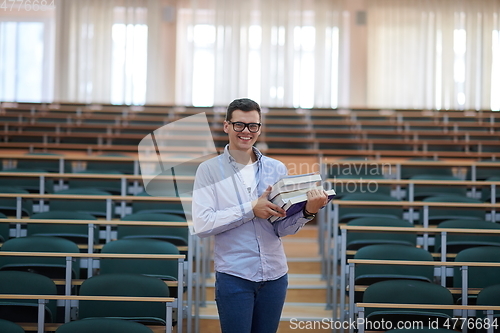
[[225, 98, 261, 121]]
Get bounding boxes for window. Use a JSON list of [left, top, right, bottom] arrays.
[[492, 29, 500, 111], [0, 17, 54, 102], [111, 22, 148, 105]]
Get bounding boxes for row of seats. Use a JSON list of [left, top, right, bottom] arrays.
[[359, 279, 500, 332], [0, 270, 173, 328], [0, 317, 159, 333], [353, 244, 500, 291], [345, 217, 500, 253], [0, 186, 187, 218], [0, 210, 188, 248]]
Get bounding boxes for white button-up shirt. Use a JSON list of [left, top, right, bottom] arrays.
[[192, 145, 311, 282]]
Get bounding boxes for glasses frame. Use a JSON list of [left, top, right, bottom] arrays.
[[227, 121, 262, 133]]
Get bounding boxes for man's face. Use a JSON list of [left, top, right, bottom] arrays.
[[224, 110, 261, 153]]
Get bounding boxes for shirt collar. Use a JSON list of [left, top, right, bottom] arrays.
[[223, 144, 263, 164]]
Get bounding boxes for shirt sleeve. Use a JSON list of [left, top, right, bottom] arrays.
[[273, 209, 311, 237], [191, 162, 255, 238]]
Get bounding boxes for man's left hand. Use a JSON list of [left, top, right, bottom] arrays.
[[304, 188, 329, 214]]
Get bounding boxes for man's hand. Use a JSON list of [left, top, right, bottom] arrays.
[[252, 186, 287, 219], [304, 188, 329, 214]]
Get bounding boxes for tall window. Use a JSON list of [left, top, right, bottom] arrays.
[[191, 24, 215, 107], [492, 28, 500, 111], [0, 15, 54, 102], [111, 22, 148, 105]]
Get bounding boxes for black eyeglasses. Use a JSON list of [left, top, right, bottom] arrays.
[[227, 121, 262, 133]]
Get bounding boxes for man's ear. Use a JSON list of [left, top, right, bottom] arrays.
[[223, 121, 229, 134]]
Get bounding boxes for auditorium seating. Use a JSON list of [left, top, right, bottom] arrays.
[[1, 103, 500, 332]]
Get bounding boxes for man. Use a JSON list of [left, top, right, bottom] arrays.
[[192, 98, 328, 333]]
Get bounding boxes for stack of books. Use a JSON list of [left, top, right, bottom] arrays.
[[268, 172, 336, 222]]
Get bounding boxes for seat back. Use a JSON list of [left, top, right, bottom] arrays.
[[100, 238, 180, 281], [0, 186, 32, 217], [339, 193, 403, 223], [28, 210, 98, 245], [355, 244, 434, 285], [453, 246, 500, 289], [420, 195, 485, 224], [476, 284, 500, 315], [118, 213, 188, 246], [0, 236, 80, 279], [55, 318, 154, 333], [346, 217, 416, 250], [363, 280, 454, 326], [434, 219, 500, 253], [0, 271, 57, 323], [50, 188, 113, 218], [0, 319, 25, 333], [131, 192, 186, 218], [410, 175, 467, 200], [68, 170, 124, 195], [78, 273, 170, 325]]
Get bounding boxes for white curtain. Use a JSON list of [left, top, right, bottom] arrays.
[[54, 0, 163, 105], [366, 0, 500, 110], [175, 0, 345, 108]]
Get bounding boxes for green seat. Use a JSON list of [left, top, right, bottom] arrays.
[[68, 170, 124, 195], [0, 236, 80, 280], [15, 152, 65, 173], [434, 219, 500, 253], [100, 238, 180, 281], [132, 192, 186, 219], [353, 244, 434, 303], [50, 188, 113, 218], [467, 162, 500, 181], [410, 174, 467, 200], [28, 211, 98, 245], [0, 212, 9, 243], [400, 159, 453, 179], [78, 273, 170, 325], [355, 244, 434, 285], [476, 284, 500, 317], [481, 176, 500, 202], [363, 280, 454, 329], [0, 271, 57, 323], [85, 153, 135, 174], [339, 193, 403, 223], [0, 186, 32, 217], [333, 174, 391, 199], [420, 195, 485, 225], [327, 158, 386, 179], [346, 217, 416, 250], [0, 168, 54, 193], [119, 213, 188, 246], [55, 318, 154, 333], [0, 319, 25, 333], [453, 247, 500, 290]]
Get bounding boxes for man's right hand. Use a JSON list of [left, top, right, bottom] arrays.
[[252, 186, 287, 220]]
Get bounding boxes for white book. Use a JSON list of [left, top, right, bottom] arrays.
[[269, 172, 322, 200]]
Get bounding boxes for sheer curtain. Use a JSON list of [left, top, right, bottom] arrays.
[[366, 0, 500, 110], [54, 0, 164, 105], [175, 0, 345, 108]]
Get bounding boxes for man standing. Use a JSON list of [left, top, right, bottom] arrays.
[[192, 98, 327, 333]]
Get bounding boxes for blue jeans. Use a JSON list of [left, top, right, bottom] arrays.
[[215, 272, 288, 333]]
